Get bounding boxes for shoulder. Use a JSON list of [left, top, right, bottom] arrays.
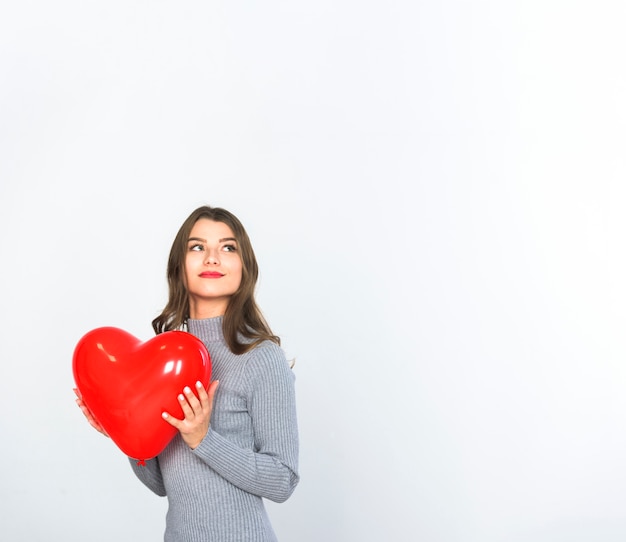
[[246, 340, 290, 369], [242, 341, 295, 387]]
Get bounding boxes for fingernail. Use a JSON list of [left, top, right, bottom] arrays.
[[162, 412, 168, 419], [179, 394, 185, 401], [184, 386, 191, 394], [196, 381, 202, 388]]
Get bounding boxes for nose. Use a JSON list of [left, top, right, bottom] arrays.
[[204, 249, 220, 265]]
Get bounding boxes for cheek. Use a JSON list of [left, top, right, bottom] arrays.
[[233, 262, 244, 288], [183, 256, 196, 285]]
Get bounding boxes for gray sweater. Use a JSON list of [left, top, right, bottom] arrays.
[[130, 316, 299, 541]]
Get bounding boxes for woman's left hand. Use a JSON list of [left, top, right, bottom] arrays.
[[162, 380, 219, 450]]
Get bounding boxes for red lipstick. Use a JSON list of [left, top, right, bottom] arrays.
[[199, 271, 224, 278]]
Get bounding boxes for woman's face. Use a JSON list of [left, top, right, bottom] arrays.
[[184, 218, 243, 318]]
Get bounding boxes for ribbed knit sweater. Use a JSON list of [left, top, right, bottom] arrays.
[[129, 316, 299, 541]]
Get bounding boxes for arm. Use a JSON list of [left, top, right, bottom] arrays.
[[193, 346, 299, 502], [74, 389, 108, 436], [75, 387, 167, 496], [128, 456, 167, 497]]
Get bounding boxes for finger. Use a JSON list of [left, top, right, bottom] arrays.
[[177, 392, 195, 418], [207, 380, 220, 404], [183, 385, 201, 413], [194, 381, 209, 406], [77, 402, 91, 422], [162, 411, 182, 429], [76, 398, 94, 421], [76, 399, 94, 421], [77, 401, 109, 436], [93, 420, 109, 436], [82, 409, 98, 428]]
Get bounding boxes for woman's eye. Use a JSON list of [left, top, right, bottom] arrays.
[[223, 244, 237, 252], [189, 244, 204, 252]]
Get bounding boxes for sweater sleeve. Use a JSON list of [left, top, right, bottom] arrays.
[[191, 345, 299, 503], [129, 456, 167, 497]]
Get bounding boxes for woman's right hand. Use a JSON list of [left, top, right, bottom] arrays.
[[74, 388, 109, 437]]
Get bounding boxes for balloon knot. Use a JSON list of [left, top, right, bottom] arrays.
[[136, 459, 146, 467]]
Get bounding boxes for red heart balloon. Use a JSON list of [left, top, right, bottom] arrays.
[[73, 327, 211, 462]]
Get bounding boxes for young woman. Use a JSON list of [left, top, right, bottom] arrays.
[[77, 205, 299, 541]]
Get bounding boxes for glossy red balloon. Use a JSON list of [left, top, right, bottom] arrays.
[[73, 327, 211, 462]]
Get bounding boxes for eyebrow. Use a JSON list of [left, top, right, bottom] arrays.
[[187, 237, 238, 243]]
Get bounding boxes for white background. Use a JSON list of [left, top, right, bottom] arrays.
[[1, 1, 626, 541]]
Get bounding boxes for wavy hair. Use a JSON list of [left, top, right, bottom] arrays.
[[152, 206, 280, 354]]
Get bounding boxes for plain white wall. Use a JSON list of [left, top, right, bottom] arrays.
[[1, 1, 626, 540]]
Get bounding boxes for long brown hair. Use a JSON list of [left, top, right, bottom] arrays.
[[152, 206, 280, 354]]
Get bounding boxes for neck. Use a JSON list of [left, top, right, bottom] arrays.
[[188, 297, 229, 319]]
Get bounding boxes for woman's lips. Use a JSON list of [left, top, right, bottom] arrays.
[[199, 271, 224, 278]]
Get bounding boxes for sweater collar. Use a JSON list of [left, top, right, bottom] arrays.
[[187, 316, 224, 343]]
